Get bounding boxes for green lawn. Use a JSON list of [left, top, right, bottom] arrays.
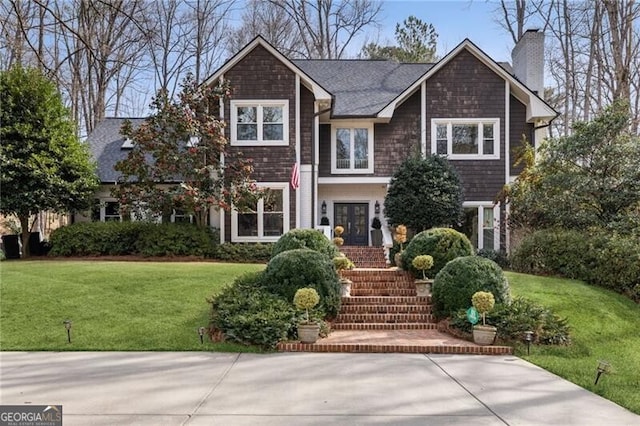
[[507, 272, 640, 414], [0, 261, 264, 352], [1, 262, 638, 413]]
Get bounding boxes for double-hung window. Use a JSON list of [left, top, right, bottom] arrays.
[[458, 204, 499, 250], [231, 183, 289, 242], [231, 100, 288, 146], [432, 119, 499, 159], [331, 123, 374, 174]]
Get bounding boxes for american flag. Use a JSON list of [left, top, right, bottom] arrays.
[[290, 163, 300, 190]]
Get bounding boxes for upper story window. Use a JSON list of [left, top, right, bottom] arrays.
[[331, 123, 374, 174], [432, 119, 500, 159], [230, 100, 289, 146]]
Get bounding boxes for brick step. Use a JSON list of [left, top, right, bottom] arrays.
[[341, 296, 432, 305], [335, 313, 434, 323], [340, 304, 432, 314], [278, 341, 513, 355], [345, 276, 415, 284], [349, 262, 389, 269], [350, 288, 417, 297], [343, 270, 411, 279], [349, 282, 417, 291], [331, 323, 438, 330]]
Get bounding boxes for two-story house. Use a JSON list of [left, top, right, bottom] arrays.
[[86, 30, 556, 252]]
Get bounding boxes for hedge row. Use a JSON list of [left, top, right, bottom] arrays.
[[511, 228, 640, 302], [49, 222, 273, 262]]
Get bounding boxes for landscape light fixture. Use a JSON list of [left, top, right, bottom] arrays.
[[321, 201, 327, 215], [374, 200, 380, 214], [198, 327, 206, 344], [594, 360, 611, 385], [63, 320, 72, 343], [523, 331, 534, 355]]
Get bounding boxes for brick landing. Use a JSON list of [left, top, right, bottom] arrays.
[[277, 329, 513, 355]]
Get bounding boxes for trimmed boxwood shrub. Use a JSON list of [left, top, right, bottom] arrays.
[[135, 223, 216, 257], [511, 228, 640, 302], [211, 243, 273, 263], [449, 297, 570, 345], [261, 248, 341, 316], [271, 228, 339, 259], [402, 228, 473, 278], [209, 271, 296, 348], [432, 256, 511, 319], [49, 222, 218, 257], [50, 221, 144, 256]]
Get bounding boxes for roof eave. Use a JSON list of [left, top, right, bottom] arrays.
[[202, 36, 332, 102]]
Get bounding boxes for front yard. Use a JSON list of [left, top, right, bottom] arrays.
[[1, 261, 638, 413]]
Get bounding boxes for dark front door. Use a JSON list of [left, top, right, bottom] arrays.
[[334, 203, 368, 246]]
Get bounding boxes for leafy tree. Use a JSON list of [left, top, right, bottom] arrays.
[[384, 155, 463, 233], [0, 66, 98, 257], [113, 74, 258, 226], [361, 15, 438, 62], [507, 100, 640, 233]]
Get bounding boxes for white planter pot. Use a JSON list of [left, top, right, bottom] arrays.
[[414, 279, 433, 297], [340, 278, 352, 297], [473, 325, 497, 346], [298, 323, 320, 344]]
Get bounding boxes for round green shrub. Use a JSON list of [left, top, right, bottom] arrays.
[[262, 248, 341, 316], [402, 228, 473, 278], [432, 256, 511, 319], [209, 272, 295, 348], [271, 229, 339, 259]]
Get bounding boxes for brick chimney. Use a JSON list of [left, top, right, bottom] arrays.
[[511, 29, 544, 95]]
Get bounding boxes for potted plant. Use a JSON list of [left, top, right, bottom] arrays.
[[471, 291, 497, 346], [393, 224, 407, 267], [294, 288, 321, 344], [333, 225, 344, 247], [334, 255, 355, 297], [370, 217, 383, 246], [411, 254, 434, 296]]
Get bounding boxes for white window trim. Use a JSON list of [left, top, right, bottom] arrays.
[[231, 182, 290, 242], [462, 202, 500, 250], [431, 118, 500, 160], [99, 199, 122, 222], [230, 100, 289, 146], [330, 122, 374, 174], [171, 209, 193, 224]]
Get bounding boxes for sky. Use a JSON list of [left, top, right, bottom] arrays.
[[366, 0, 518, 62]]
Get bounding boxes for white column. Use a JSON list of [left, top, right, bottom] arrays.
[[300, 165, 313, 228]]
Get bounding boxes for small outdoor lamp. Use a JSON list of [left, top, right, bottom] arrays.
[[523, 331, 534, 355], [198, 327, 206, 344], [374, 200, 380, 214], [595, 360, 611, 385], [321, 201, 327, 215], [63, 320, 72, 343]]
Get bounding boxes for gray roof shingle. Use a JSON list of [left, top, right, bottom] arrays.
[[87, 117, 145, 183], [293, 60, 432, 117]]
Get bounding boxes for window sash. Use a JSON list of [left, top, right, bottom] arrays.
[[332, 125, 373, 173], [231, 101, 288, 146], [232, 184, 288, 241], [432, 119, 499, 159]]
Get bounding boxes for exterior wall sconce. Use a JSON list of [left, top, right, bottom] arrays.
[[321, 201, 327, 215], [63, 320, 72, 343], [374, 200, 380, 215]]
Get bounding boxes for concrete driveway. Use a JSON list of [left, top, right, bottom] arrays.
[[1, 352, 637, 425]]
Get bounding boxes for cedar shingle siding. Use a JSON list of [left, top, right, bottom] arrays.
[[427, 49, 506, 200], [222, 45, 298, 240], [509, 95, 534, 176]]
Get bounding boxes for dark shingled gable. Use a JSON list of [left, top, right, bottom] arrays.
[[87, 117, 145, 183], [293, 60, 432, 117]]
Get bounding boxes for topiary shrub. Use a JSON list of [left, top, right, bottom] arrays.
[[261, 248, 341, 316], [271, 228, 339, 259], [402, 228, 473, 278], [449, 297, 571, 345], [432, 256, 511, 319], [209, 271, 296, 348]]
